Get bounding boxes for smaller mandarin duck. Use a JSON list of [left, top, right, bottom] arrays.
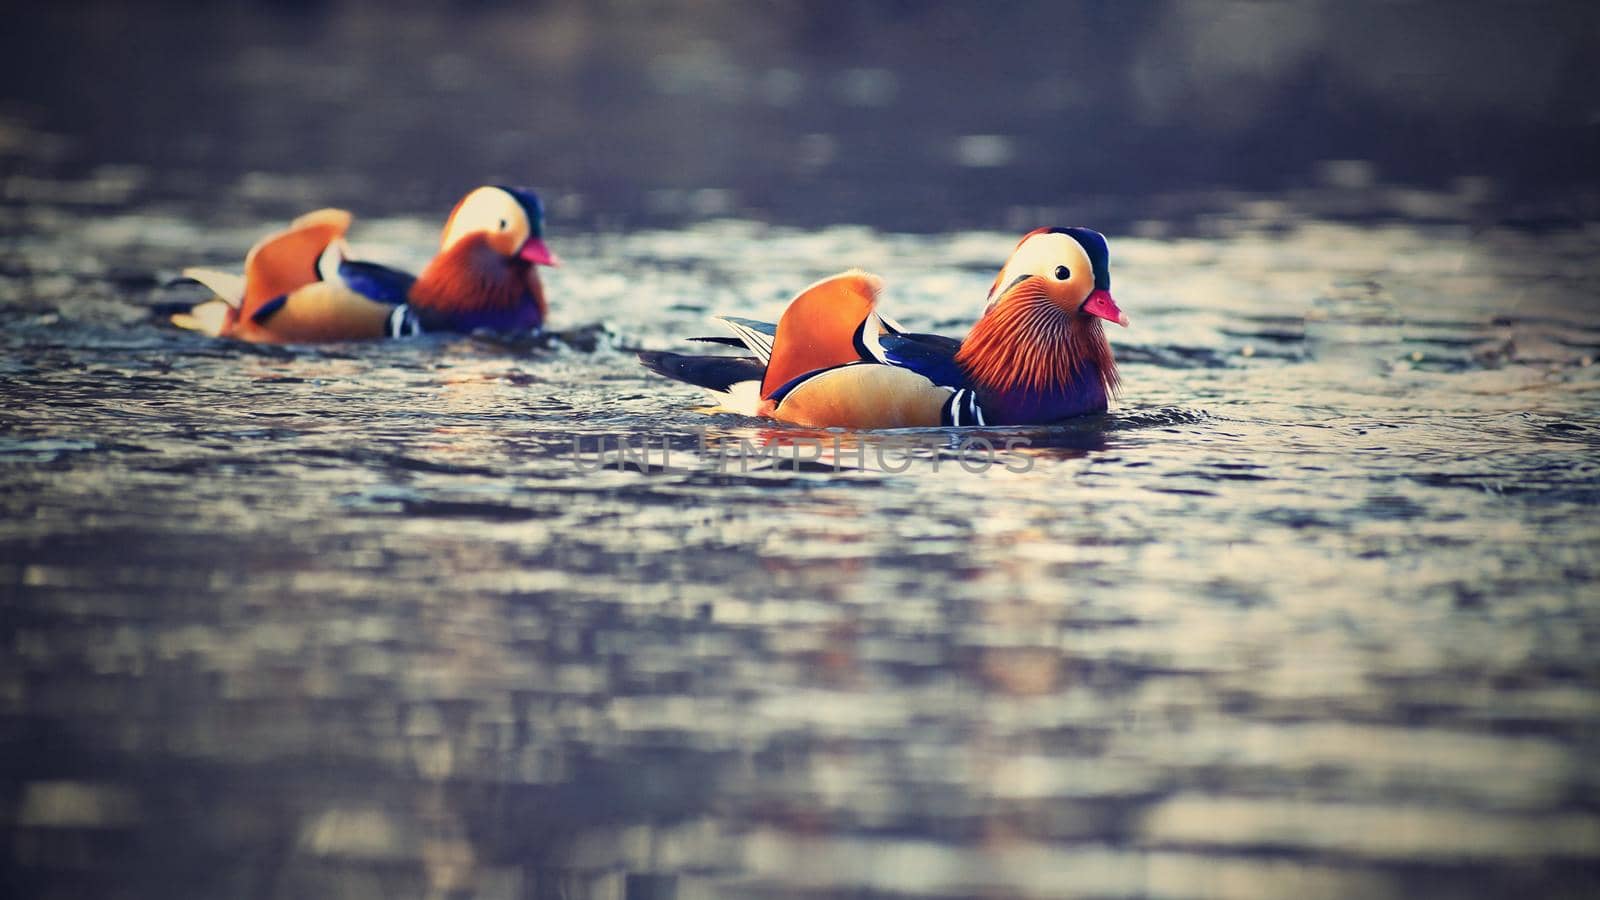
[[172, 185, 560, 342], [639, 227, 1127, 428]]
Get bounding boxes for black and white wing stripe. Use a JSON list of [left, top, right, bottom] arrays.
[[316, 239, 347, 283], [940, 388, 988, 427], [386, 305, 425, 338], [851, 309, 913, 364]]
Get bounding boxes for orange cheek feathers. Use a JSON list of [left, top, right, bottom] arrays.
[[486, 229, 520, 256], [1047, 278, 1095, 312]]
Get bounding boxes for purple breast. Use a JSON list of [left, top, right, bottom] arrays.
[[443, 295, 544, 334], [980, 371, 1108, 424]]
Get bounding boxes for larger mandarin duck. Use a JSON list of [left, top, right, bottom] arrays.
[[172, 185, 560, 342], [639, 227, 1127, 427]]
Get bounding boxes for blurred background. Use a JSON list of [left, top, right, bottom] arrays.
[[3, 3, 1600, 900], [3, 0, 1598, 231]]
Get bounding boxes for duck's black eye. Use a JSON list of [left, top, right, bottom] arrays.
[[1054, 265, 1071, 281], [499, 219, 508, 230]]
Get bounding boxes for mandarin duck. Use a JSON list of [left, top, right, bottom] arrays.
[[172, 185, 560, 342], [639, 227, 1127, 427]]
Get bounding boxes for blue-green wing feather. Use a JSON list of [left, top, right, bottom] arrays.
[[338, 260, 416, 305], [878, 332, 968, 388]]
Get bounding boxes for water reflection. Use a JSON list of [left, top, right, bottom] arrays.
[[4, 2, 1600, 898]]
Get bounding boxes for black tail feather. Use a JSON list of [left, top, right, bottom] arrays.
[[638, 351, 764, 392]]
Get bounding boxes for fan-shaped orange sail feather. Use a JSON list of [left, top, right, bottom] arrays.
[[760, 271, 883, 399], [239, 208, 351, 321]]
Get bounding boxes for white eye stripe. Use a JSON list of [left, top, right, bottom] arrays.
[[992, 233, 1093, 299], [441, 187, 526, 252]]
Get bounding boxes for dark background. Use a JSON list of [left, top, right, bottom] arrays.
[[3, 0, 1598, 232]]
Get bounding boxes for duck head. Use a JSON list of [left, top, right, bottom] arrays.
[[410, 185, 559, 331], [439, 185, 561, 267], [984, 227, 1125, 327], [955, 227, 1125, 421]]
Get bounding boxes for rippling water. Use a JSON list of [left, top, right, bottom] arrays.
[[5, 196, 1600, 897], [5, 1, 1600, 896]]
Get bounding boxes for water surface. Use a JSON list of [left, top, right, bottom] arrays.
[[4, 2, 1600, 898], [5, 196, 1600, 897]]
